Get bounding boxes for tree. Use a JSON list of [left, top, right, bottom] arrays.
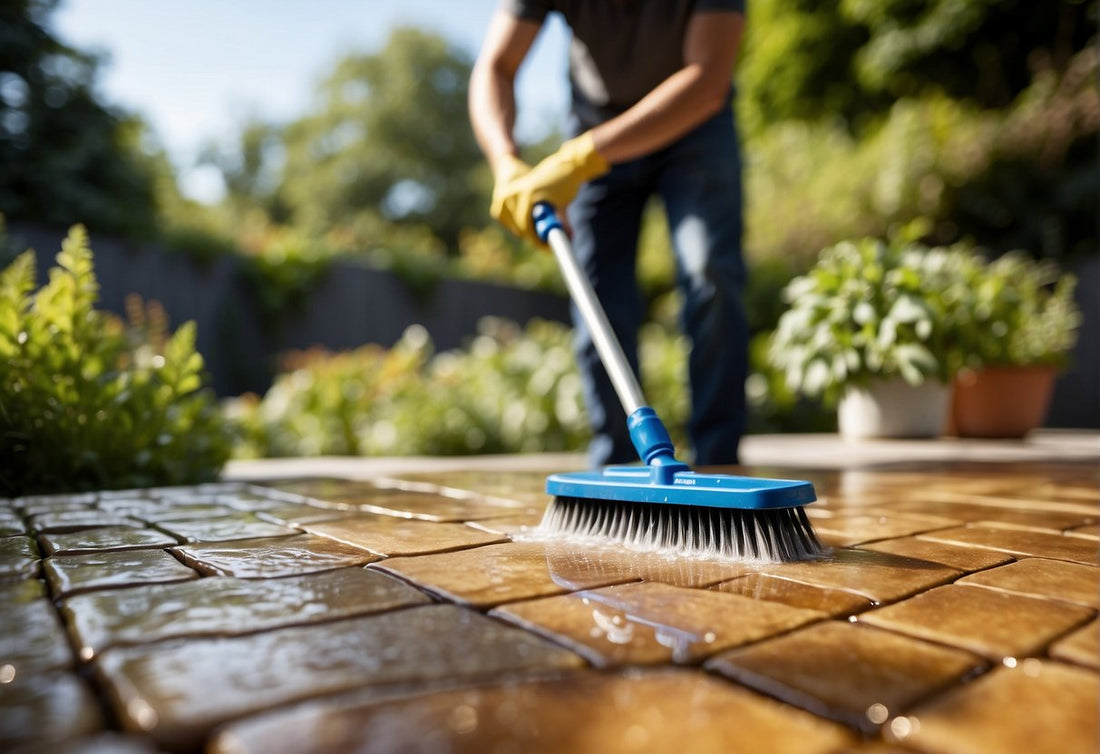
[[738, 0, 1097, 134], [0, 0, 160, 237], [275, 28, 489, 248]]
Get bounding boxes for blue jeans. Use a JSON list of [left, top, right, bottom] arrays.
[[567, 106, 747, 467]]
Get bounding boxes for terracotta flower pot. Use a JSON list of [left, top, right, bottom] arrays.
[[950, 366, 1058, 439]]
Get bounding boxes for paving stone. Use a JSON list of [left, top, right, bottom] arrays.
[[464, 510, 546, 536], [887, 499, 1097, 532], [492, 581, 821, 667], [919, 525, 1100, 565], [899, 661, 1098, 754], [95, 604, 584, 751], [27, 511, 143, 533], [1065, 523, 1100, 540], [63, 568, 431, 659], [303, 514, 508, 556], [43, 549, 198, 597], [98, 500, 237, 522], [341, 492, 536, 522], [0, 673, 104, 749], [1049, 618, 1099, 669], [253, 502, 356, 526], [858, 584, 1094, 660], [713, 573, 874, 617], [209, 669, 855, 754], [0, 509, 25, 536], [374, 469, 551, 506], [17, 498, 94, 516], [155, 515, 298, 543], [173, 534, 378, 578], [706, 621, 985, 732], [755, 548, 960, 605], [807, 512, 960, 547], [856, 536, 1014, 572], [956, 557, 1099, 608], [0, 536, 40, 581], [0, 579, 73, 674], [372, 542, 634, 607], [39, 527, 179, 556]]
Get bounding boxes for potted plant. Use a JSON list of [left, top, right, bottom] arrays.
[[767, 234, 977, 439], [949, 252, 1081, 438]]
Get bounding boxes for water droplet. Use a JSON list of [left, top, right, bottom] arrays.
[[1003, 656, 1018, 668], [0, 664, 15, 684], [449, 704, 478, 735], [866, 703, 889, 724]]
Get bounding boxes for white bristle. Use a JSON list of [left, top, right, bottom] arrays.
[[535, 497, 824, 563]]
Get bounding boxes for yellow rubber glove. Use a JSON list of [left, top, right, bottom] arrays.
[[492, 132, 610, 243], [489, 153, 532, 236]]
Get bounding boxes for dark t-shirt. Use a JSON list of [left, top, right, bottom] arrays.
[[499, 0, 744, 127]]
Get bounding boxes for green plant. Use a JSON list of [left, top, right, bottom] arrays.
[[0, 226, 231, 495], [767, 232, 978, 405], [958, 252, 1081, 369]]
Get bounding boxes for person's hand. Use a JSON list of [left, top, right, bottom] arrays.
[[490, 153, 532, 237], [492, 132, 610, 243]]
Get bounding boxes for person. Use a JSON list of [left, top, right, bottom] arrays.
[[469, 0, 748, 467]]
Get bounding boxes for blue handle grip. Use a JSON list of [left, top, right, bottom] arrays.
[[533, 202, 563, 243]]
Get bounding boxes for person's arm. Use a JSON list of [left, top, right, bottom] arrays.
[[591, 10, 744, 163], [468, 12, 542, 176]]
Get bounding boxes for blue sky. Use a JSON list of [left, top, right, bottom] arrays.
[[52, 0, 571, 201]]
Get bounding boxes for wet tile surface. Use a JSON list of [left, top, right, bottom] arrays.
[[43, 549, 199, 597], [173, 533, 378, 577], [303, 514, 508, 556], [707, 621, 985, 731], [210, 669, 855, 754], [901, 661, 1098, 754], [62, 567, 431, 659], [39, 526, 179, 556], [493, 581, 821, 666], [956, 557, 1099, 608], [96, 604, 584, 751], [858, 584, 1094, 659], [3, 461, 1098, 752]]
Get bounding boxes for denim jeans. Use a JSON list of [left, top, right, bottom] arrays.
[[567, 105, 747, 467]]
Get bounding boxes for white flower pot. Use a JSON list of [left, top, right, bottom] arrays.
[[838, 379, 950, 439]]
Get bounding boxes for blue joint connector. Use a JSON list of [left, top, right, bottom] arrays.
[[532, 202, 563, 243], [627, 407, 689, 485]]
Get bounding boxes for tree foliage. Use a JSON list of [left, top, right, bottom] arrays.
[[0, 0, 161, 237]]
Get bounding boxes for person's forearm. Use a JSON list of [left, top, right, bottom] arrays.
[[469, 60, 520, 173], [591, 12, 743, 164]]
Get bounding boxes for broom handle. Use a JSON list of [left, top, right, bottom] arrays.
[[537, 205, 646, 416]]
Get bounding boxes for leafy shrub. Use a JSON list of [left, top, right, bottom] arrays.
[[0, 227, 231, 495], [767, 232, 978, 405], [227, 317, 701, 459]]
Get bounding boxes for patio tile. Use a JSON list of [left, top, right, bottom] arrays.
[[956, 557, 1099, 608], [706, 621, 985, 732], [62, 568, 431, 659], [1065, 523, 1100, 540], [919, 525, 1100, 565], [713, 573, 874, 617], [339, 492, 537, 522], [899, 662, 1098, 754], [96, 498, 237, 522], [856, 536, 1013, 572], [155, 515, 298, 543], [858, 584, 1094, 660], [371, 542, 633, 607], [0, 579, 73, 673], [0, 535, 41, 580], [1049, 618, 1099, 669], [95, 604, 584, 751], [209, 669, 855, 754], [302, 514, 507, 556], [886, 499, 1096, 532], [254, 502, 353, 526], [39, 527, 179, 556], [375, 469, 552, 506], [493, 581, 821, 667], [0, 673, 104, 749], [43, 550, 198, 597], [754, 548, 960, 605], [807, 512, 959, 547], [28, 511, 143, 533], [0, 509, 25, 536], [464, 510, 545, 536], [173, 534, 378, 578]]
